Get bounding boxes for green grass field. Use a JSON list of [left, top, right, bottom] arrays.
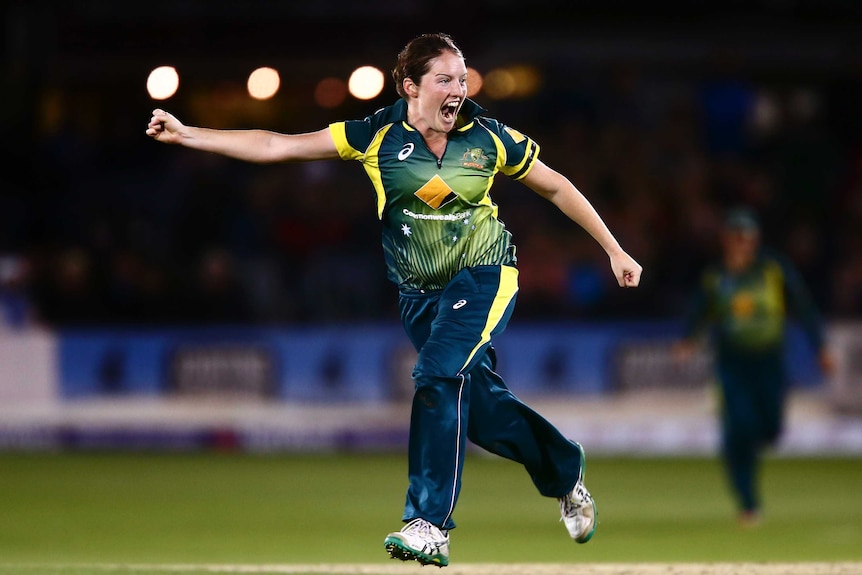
[[0, 452, 860, 571]]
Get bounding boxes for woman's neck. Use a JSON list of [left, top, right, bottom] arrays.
[[406, 108, 449, 158]]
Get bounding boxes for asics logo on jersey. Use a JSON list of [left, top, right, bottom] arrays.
[[398, 143, 415, 161], [453, 299, 467, 310]]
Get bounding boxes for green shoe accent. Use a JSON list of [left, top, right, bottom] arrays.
[[577, 498, 597, 544], [562, 441, 597, 543], [384, 536, 449, 567]]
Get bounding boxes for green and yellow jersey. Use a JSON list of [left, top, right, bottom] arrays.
[[329, 99, 539, 291], [683, 250, 825, 356]]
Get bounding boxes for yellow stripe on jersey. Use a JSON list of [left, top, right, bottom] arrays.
[[474, 173, 498, 219], [330, 121, 393, 219], [459, 266, 519, 374], [470, 126, 506, 219], [363, 124, 394, 219], [504, 126, 526, 144], [481, 124, 509, 173], [328, 122, 362, 161], [764, 260, 787, 315], [477, 122, 539, 181], [505, 139, 540, 180]]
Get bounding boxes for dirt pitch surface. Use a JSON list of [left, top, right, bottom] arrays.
[[83, 563, 862, 575]]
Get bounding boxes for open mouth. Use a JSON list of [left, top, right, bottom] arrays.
[[441, 101, 460, 122]]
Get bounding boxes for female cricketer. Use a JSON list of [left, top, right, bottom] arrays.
[[146, 32, 642, 567], [677, 207, 833, 526]]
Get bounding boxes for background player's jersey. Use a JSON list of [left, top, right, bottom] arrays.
[[330, 99, 539, 291], [683, 250, 824, 355]]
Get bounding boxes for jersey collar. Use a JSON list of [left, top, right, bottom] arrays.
[[458, 98, 485, 120]]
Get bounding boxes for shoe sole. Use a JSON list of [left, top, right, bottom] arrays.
[[384, 536, 449, 567], [575, 496, 597, 543]]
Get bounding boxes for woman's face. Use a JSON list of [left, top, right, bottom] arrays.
[[722, 228, 760, 271], [404, 50, 468, 135]]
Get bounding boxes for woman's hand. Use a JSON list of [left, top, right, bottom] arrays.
[[146, 109, 185, 144], [609, 251, 642, 287]]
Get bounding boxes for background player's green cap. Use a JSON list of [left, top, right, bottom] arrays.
[[724, 206, 759, 231]]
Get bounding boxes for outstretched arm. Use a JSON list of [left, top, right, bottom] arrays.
[[778, 254, 836, 376], [145, 109, 339, 163], [521, 160, 642, 287], [672, 274, 713, 362]]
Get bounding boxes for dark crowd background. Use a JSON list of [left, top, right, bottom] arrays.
[[2, 0, 862, 328]]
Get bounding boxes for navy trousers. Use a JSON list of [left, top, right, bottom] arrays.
[[716, 348, 786, 513], [398, 265, 583, 530]]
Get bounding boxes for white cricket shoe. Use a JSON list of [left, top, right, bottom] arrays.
[[558, 444, 597, 543], [384, 518, 450, 567], [559, 480, 597, 542]]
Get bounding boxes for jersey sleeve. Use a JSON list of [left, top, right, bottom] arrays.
[[479, 118, 541, 180], [772, 253, 826, 351], [329, 101, 404, 162], [681, 268, 718, 340], [329, 119, 372, 161]]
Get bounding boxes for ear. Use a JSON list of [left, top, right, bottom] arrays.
[[403, 78, 419, 98]]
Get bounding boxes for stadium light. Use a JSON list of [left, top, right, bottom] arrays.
[[507, 65, 542, 98], [147, 66, 179, 100], [315, 77, 348, 108], [247, 67, 280, 100], [482, 68, 516, 100], [482, 65, 542, 100], [348, 66, 385, 100], [466, 67, 483, 97]]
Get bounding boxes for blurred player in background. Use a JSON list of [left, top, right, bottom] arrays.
[[675, 206, 833, 526], [147, 32, 641, 567]]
